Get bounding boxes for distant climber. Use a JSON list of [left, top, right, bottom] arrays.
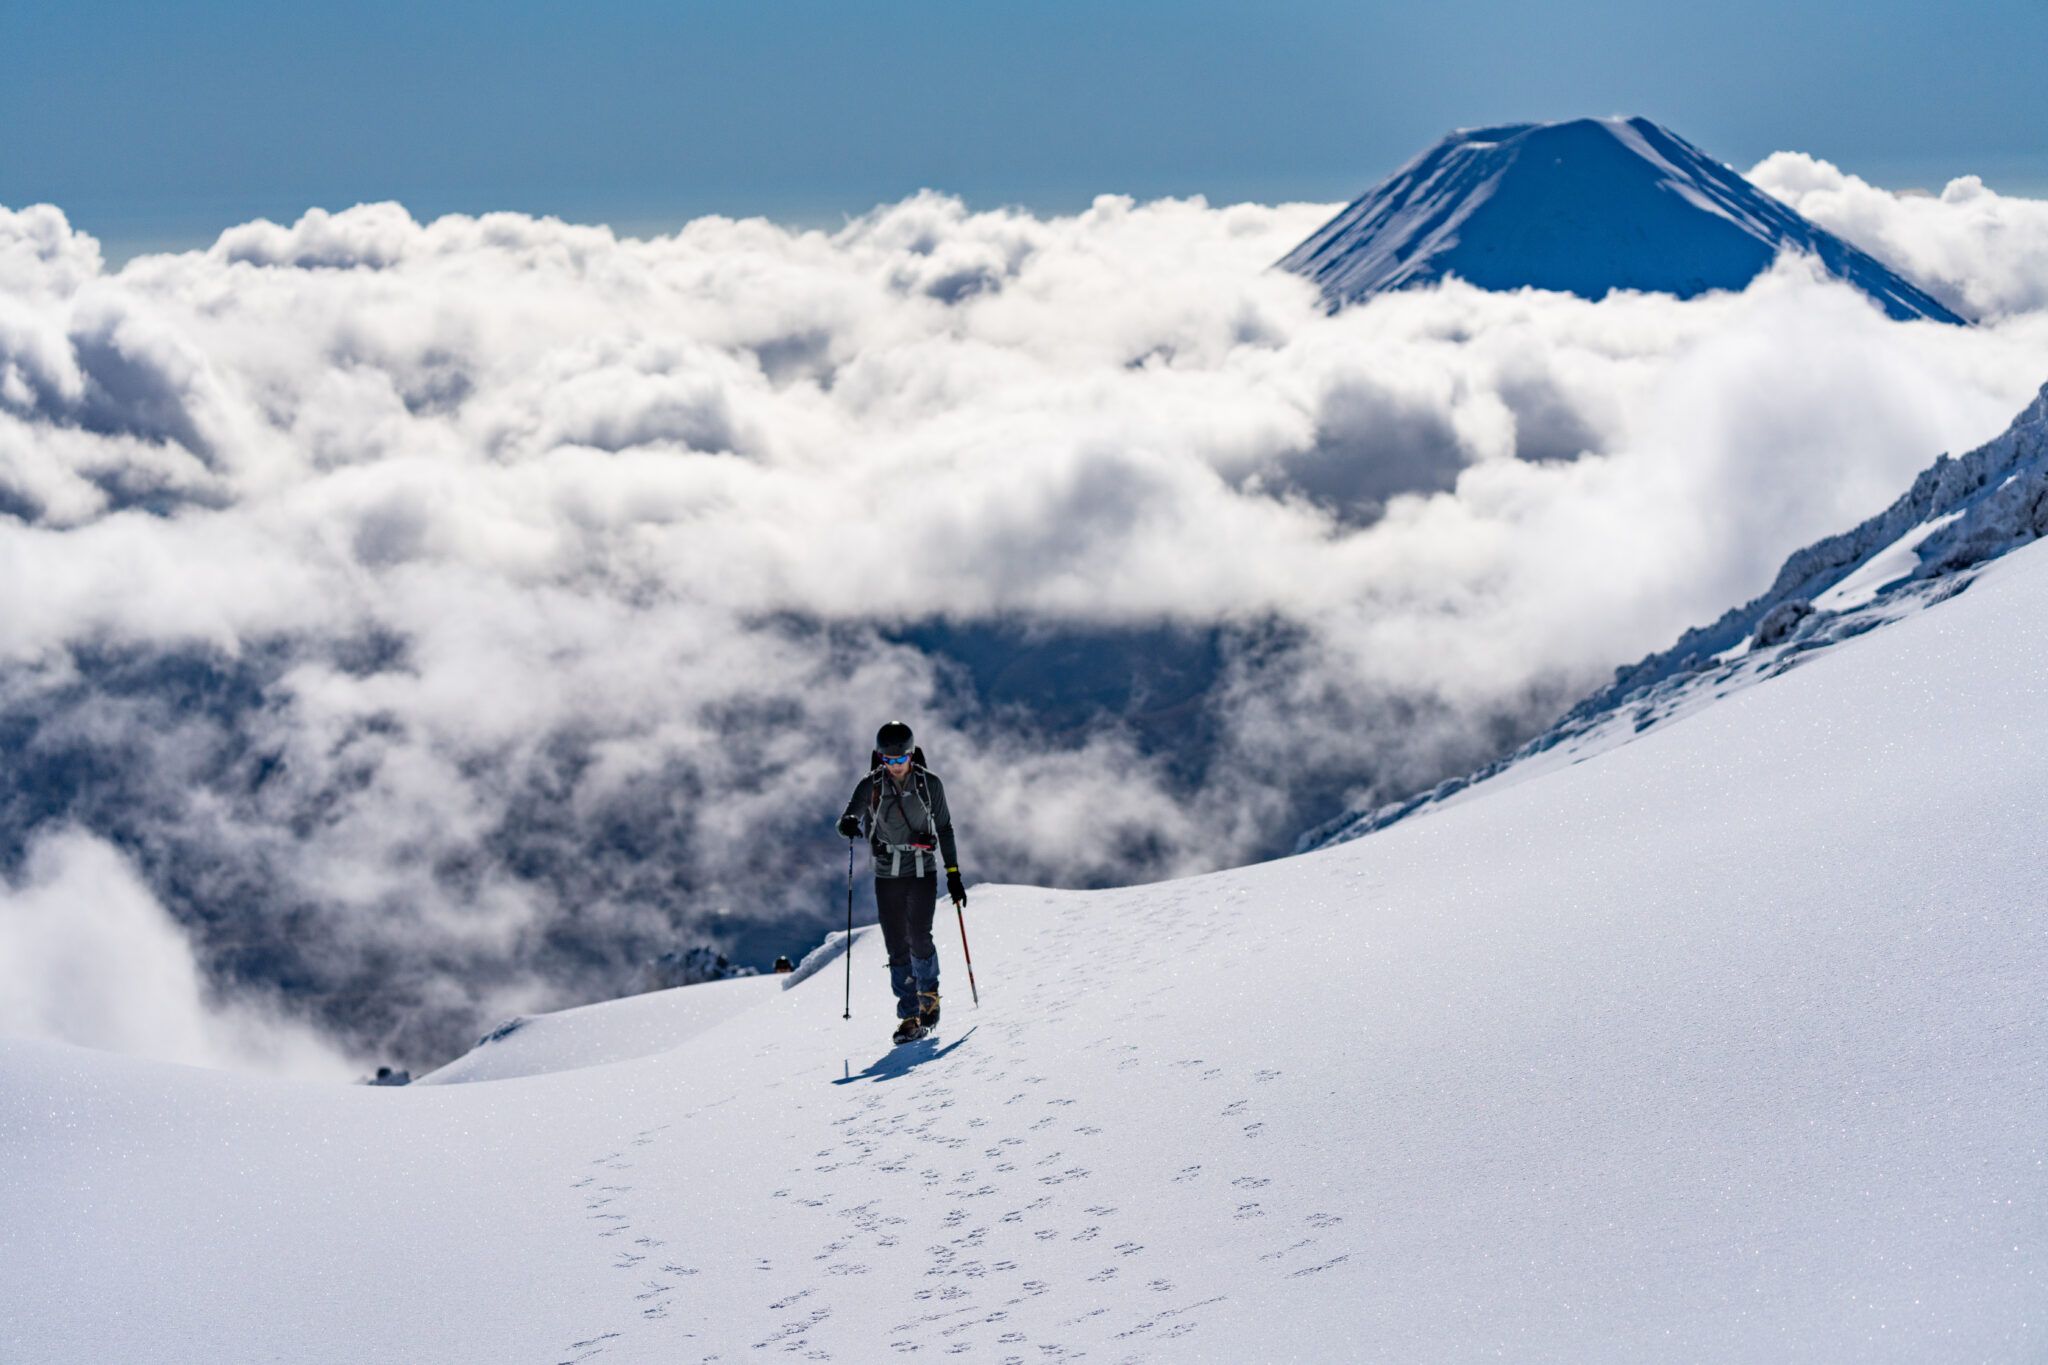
[[836, 721, 967, 1044]]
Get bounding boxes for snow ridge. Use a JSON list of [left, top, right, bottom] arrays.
[[1278, 117, 1966, 323], [1304, 378, 2048, 849]]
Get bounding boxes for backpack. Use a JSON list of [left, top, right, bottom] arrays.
[[864, 746, 940, 858]]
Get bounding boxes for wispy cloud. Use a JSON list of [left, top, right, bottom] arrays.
[[0, 826, 358, 1076]]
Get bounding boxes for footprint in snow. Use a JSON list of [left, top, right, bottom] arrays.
[[1287, 1253, 1354, 1278], [557, 1329, 623, 1362]]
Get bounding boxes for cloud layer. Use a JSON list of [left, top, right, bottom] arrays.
[[3, 178, 2045, 1071], [1751, 153, 2048, 320]]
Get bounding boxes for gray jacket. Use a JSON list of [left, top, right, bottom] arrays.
[[840, 767, 960, 879]]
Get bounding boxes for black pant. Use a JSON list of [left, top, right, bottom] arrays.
[[875, 874, 939, 1018]]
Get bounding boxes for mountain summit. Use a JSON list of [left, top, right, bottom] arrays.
[[1279, 117, 1965, 323]]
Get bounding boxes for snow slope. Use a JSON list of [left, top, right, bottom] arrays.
[[1278, 117, 1965, 323], [6, 526, 2047, 1360], [1306, 379, 2048, 849]]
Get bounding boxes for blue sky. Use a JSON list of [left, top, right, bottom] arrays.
[[6, 0, 2045, 259]]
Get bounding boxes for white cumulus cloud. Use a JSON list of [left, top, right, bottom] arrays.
[[1, 179, 2045, 1072], [1751, 152, 2048, 321]]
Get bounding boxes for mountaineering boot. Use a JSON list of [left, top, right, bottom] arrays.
[[893, 1015, 928, 1045], [918, 991, 941, 1030]]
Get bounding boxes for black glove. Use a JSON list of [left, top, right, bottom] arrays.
[[946, 868, 967, 908], [836, 814, 863, 840]]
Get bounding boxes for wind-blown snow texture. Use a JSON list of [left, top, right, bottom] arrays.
[[1305, 379, 2048, 848], [5, 525, 2047, 1360], [1280, 117, 1967, 323]]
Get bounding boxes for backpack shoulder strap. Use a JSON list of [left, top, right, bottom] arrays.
[[912, 765, 943, 836]]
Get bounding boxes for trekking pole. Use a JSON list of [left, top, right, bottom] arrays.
[[843, 840, 855, 1020], [954, 901, 980, 1007]]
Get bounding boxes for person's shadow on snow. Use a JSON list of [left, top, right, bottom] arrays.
[[833, 1027, 976, 1084]]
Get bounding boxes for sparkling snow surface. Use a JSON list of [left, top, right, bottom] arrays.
[[6, 540, 2048, 1361]]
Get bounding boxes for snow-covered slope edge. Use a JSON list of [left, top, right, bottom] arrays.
[[1305, 378, 2048, 850], [415, 930, 871, 1086], [6, 539, 2048, 1360], [415, 974, 783, 1086]]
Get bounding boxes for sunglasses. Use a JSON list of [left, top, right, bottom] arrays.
[[881, 753, 911, 766]]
